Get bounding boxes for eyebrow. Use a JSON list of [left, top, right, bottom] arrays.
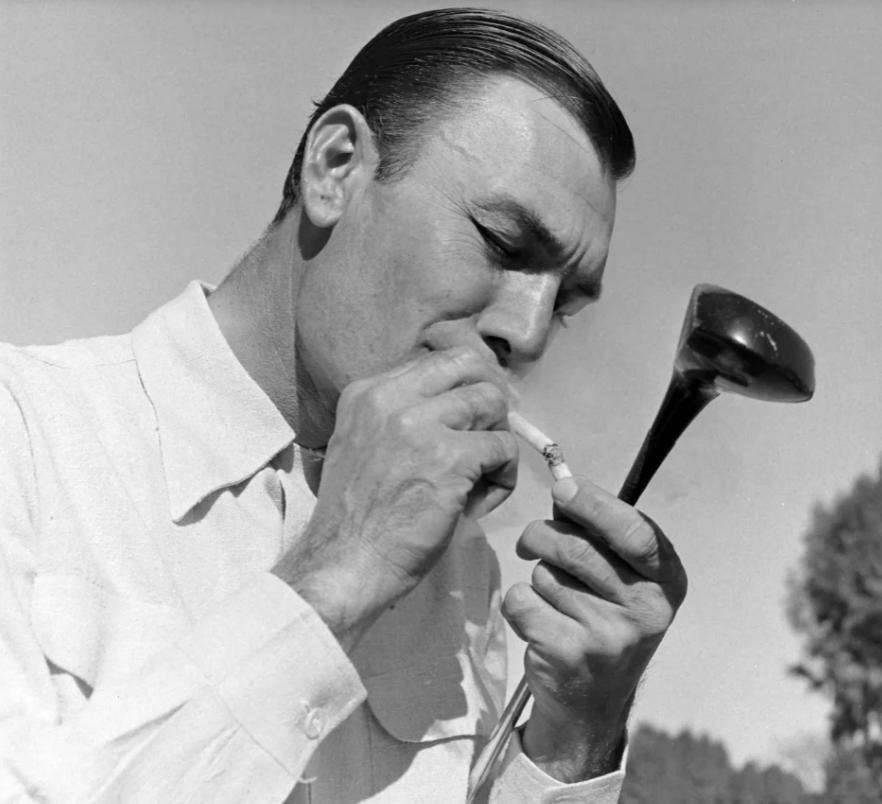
[[473, 196, 604, 301]]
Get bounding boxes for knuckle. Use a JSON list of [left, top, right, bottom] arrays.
[[445, 345, 481, 372], [458, 386, 484, 422], [361, 382, 390, 419], [561, 534, 598, 572], [492, 429, 517, 464], [387, 407, 418, 440], [459, 382, 507, 426], [483, 381, 507, 411]]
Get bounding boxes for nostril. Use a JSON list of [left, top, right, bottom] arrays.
[[484, 336, 511, 368]]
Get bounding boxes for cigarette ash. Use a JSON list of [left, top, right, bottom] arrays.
[[542, 443, 565, 468]]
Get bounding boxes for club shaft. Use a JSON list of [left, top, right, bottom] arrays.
[[618, 370, 718, 504]]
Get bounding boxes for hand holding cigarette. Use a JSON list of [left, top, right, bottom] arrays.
[[272, 346, 519, 652]]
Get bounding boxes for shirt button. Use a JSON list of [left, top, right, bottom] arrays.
[[304, 707, 327, 740]]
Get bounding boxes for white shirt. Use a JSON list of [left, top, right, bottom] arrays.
[[0, 282, 625, 803]]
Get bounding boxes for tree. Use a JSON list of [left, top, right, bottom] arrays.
[[622, 724, 731, 804], [824, 748, 879, 804], [776, 732, 830, 794], [786, 460, 882, 788], [621, 723, 813, 804]]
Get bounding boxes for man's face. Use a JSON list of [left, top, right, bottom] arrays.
[[295, 76, 617, 409]]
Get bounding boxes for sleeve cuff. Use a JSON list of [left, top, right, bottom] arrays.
[[490, 727, 628, 804], [177, 572, 367, 776]]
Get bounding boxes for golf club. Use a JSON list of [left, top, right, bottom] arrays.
[[467, 284, 815, 802]]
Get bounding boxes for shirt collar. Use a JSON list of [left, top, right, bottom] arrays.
[[132, 281, 295, 522]]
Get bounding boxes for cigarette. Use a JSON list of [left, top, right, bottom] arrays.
[[508, 411, 573, 482]]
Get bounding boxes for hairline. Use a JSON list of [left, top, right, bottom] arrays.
[[381, 70, 619, 177], [276, 69, 622, 226]]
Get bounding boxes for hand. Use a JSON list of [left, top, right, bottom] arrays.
[[273, 346, 518, 651], [502, 474, 688, 783]]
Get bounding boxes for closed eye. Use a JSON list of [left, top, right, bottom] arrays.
[[473, 220, 521, 262]]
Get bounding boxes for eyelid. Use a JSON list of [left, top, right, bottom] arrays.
[[473, 220, 520, 260], [474, 216, 603, 309]]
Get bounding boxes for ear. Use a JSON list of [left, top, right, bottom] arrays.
[[301, 105, 377, 229]]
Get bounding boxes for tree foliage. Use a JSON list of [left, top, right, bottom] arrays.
[[786, 460, 882, 784], [620, 724, 813, 804], [824, 748, 879, 804]]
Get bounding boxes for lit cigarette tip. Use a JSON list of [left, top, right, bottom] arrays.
[[542, 443, 565, 468], [508, 411, 572, 481]]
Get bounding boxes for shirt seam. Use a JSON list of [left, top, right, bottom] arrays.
[[0, 342, 136, 370], [1, 380, 43, 537]]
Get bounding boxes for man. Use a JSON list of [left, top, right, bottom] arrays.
[[0, 8, 687, 803]]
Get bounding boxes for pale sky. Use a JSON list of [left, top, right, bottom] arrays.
[[2, 0, 881, 777]]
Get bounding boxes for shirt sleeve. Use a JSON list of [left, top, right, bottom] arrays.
[[0, 386, 366, 804], [488, 729, 627, 804]]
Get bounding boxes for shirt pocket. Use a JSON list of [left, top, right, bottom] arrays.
[[354, 516, 506, 745], [31, 572, 188, 692], [356, 651, 500, 804], [362, 650, 500, 745]]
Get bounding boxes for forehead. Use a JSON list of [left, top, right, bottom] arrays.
[[419, 76, 616, 261]]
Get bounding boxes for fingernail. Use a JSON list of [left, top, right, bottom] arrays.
[[552, 476, 579, 503]]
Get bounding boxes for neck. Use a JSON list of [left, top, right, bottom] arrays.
[[207, 213, 332, 450]]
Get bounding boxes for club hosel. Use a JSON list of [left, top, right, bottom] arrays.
[[617, 370, 720, 506]]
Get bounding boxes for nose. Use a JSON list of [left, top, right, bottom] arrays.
[[478, 272, 560, 366]]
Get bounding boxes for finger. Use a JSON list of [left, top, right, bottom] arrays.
[[529, 560, 613, 623], [394, 346, 514, 400], [421, 380, 510, 433], [551, 475, 683, 585], [502, 581, 566, 644], [517, 519, 637, 603], [461, 429, 519, 518], [501, 582, 590, 660]]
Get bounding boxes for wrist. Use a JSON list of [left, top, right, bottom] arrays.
[[270, 557, 374, 654], [522, 709, 627, 783]]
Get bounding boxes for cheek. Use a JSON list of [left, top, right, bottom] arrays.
[[412, 231, 498, 317]]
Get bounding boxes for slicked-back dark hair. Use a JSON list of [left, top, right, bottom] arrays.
[[273, 7, 635, 225]]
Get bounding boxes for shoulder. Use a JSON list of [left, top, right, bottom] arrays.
[[0, 333, 137, 404], [0, 334, 153, 474]]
